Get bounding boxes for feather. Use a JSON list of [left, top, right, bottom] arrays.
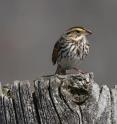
[[52, 40, 60, 65]]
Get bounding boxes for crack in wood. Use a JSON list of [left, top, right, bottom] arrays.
[[48, 79, 62, 124], [58, 81, 74, 112], [32, 92, 41, 124]]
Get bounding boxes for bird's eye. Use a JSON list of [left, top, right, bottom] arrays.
[[76, 30, 80, 33]]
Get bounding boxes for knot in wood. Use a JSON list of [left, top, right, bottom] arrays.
[[58, 73, 93, 105]]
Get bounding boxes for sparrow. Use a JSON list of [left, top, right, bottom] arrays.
[[52, 26, 92, 74]]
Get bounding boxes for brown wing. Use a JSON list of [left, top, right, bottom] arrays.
[[52, 40, 60, 65]]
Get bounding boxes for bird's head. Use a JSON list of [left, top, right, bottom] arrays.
[[63, 26, 92, 41]]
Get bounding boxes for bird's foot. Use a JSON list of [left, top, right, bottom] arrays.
[[72, 67, 87, 74]]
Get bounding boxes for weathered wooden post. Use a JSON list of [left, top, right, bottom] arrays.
[[0, 72, 117, 124]]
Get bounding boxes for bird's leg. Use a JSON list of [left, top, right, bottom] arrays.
[[72, 67, 87, 74], [55, 65, 66, 75]]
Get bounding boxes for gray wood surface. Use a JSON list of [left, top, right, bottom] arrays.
[[0, 73, 117, 124]]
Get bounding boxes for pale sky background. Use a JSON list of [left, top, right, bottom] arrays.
[[0, 0, 117, 87]]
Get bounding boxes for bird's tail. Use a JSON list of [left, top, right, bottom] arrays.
[[55, 65, 66, 75]]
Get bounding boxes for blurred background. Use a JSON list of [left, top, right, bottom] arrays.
[[0, 0, 117, 87]]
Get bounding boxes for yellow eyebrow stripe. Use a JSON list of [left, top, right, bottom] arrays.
[[69, 27, 85, 32], [76, 28, 85, 32]]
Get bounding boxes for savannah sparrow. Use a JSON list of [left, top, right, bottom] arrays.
[[52, 26, 92, 75]]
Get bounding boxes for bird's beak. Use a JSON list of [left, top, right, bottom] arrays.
[[85, 29, 92, 35]]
